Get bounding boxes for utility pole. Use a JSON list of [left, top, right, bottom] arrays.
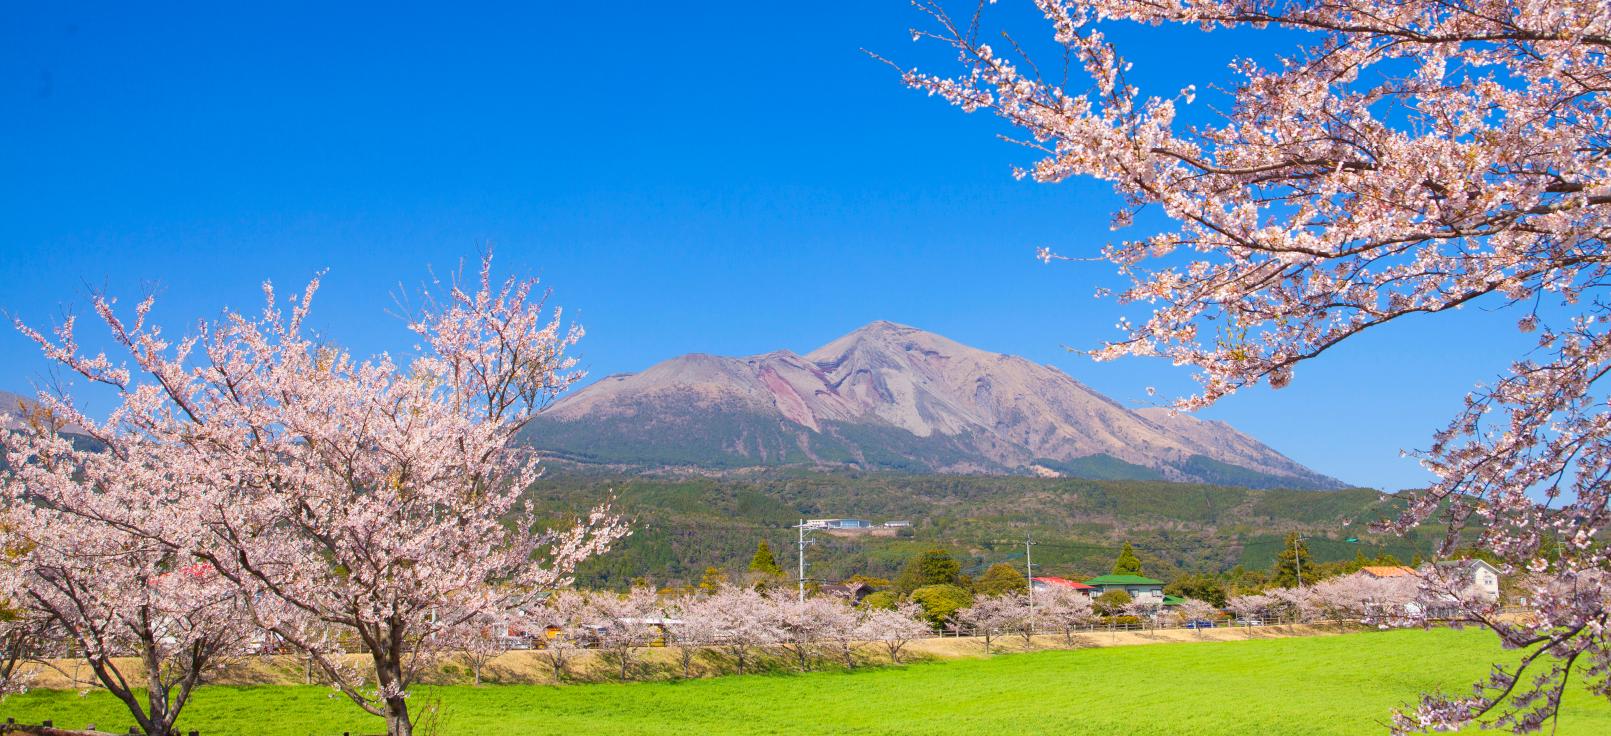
[[1294, 535, 1311, 589], [1025, 532, 1037, 633], [798, 519, 807, 602]]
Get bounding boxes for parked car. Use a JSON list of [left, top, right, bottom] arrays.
[[1184, 619, 1216, 629]]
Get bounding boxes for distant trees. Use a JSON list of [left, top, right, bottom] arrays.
[[533, 591, 587, 683], [858, 602, 930, 664], [589, 586, 660, 681], [690, 587, 778, 674], [771, 596, 842, 671], [1122, 598, 1164, 629], [895, 548, 962, 594], [1093, 590, 1133, 617], [1272, 534, 1315, 588], [1312, 573, 1419, 625], [444, 614, 511, 686], [1175, 599, 1221, 636], [974, 563, 1030, 597], [860, 591, 899, 610], [910, 584, 974, 630], [1111, 543, 1144, 576], [1226, 593, 1274, 625], [1164, 574, 1228, 608], [697, 567, 730, 594], [661, 587, 948, 675], [663, 596, 718, 679], [956, 595, 1027, 653], [747, 540, 787, 588], [1036, 588, 1097, 645]]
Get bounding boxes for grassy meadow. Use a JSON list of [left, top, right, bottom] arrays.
[[3, 628, 1607, 735]]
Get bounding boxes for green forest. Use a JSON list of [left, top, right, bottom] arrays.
[[523, 471, 1444, 589]]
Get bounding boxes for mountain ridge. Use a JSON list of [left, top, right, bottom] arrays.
[[525, 322, 1344, 489]]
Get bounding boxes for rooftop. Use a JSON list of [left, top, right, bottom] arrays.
[[1360, 565, 1418, 578], [1032, 576, 1095, 590], [1084, 574, 1165, 586]]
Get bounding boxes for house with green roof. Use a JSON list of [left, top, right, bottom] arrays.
[[1083, 574, 1166, 601]]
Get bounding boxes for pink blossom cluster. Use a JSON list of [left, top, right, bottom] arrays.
[[0, 254, 625, 736], [903, 1, 1611, 730]]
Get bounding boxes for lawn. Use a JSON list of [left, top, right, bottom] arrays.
[[3, 628, 1607, 735]]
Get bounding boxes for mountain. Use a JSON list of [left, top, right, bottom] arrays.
[[1, 390, 35, 431], [524, 321, 1344, 489]]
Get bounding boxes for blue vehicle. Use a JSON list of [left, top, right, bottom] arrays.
[[1184, 619, 1216, 629]]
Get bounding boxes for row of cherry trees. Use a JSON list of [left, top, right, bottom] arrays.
[[506, 584, 1211, 681], [1225, 569, 1494, 627], [475, 585, 1107, 682], [0, 255, 626, 736], [518, 586, 933, 681]]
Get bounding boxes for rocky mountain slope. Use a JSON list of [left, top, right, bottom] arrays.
[[525, 322, 1343, 489]]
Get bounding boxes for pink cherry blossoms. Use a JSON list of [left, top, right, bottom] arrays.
[[0, 254, 626, 736], [901, 1, 1611, 731]]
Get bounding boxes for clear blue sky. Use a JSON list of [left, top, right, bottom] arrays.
[[1, 2, 1532, 490]]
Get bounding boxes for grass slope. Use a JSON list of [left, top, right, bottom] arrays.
[[4, 629, 1606, 735]]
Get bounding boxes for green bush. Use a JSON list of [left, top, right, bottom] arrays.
[[911, 584, 973, 629], [860, 591, 899, 610]]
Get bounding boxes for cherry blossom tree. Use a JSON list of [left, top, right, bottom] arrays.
[[1227, 592, 1272, 626], [1, 425, 252, 736], [856, 602, 931, 664], [818, 600, 866, 669], [0, 614, 48, 700], [1267, 588, 1321, 628], [533, 592, 587, 683], [1313, 572, 1421, 625], [901, 2, 1611, 728], [10, 254, 626, 735], [1034, 587, 1097, 645], [1175, 598, 1221, 636], [440, 613, 509, 686], [664, 594, 720, 679], [1122, 597, 1162, 629], [770, 595, 841, 671], [691, 586, 779, 675], [956, 593, 1027, 653], [587, 586, 660, 681]]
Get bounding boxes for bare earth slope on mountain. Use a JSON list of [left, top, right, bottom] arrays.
[[526, 322, 1342, 489]]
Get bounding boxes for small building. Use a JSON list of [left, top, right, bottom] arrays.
[[1031, 576, 1096, 597], [882, 520, 912, 528], [819, 581, 874, 604], [803, 518, 874, 530], [1083, 574, 1165, 601], [1431, 559, 1502, 602]]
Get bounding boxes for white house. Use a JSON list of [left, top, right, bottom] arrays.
[[1431, 559, 1502, 603]]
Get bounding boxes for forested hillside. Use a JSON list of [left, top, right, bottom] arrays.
[[523, 472, 1438, 589]]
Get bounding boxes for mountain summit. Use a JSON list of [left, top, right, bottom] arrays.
[[526, 322, 1343, 489]]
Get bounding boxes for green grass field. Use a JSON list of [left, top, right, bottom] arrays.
[[3, 628, 1607, 735]]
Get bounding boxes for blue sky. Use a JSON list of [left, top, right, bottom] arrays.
[[1, 2, 1532, 490]]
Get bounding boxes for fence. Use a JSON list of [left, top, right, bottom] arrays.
[[0, 721, 371, 736]]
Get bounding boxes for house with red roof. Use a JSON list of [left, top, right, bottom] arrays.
[[1031, 577, 1096, 597]]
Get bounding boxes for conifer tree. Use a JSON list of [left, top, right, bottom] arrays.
[[748, 540, 785, 577], [1111, 543, 1144, 576], [1273, 533, 1314, 588]]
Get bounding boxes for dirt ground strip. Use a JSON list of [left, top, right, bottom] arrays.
[[16, 623, 1352, 691]]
